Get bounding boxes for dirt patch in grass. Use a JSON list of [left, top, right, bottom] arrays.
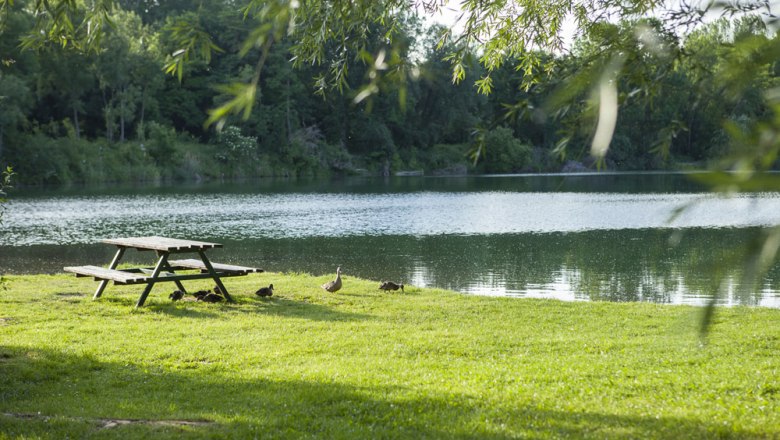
[[2, 412, 215, 429], [97, 418, 214, 429]]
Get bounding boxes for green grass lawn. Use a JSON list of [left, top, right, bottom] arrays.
[[0, 272, 778, 439]]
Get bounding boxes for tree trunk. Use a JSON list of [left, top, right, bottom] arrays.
[[120, 110, 125, 142], [119, 87, 126, 142], [286, 77, 292, 143], [138, 87, 146, 141], [102, 88, 113, 143], [687, 98, 697, 157], [72, 105, 81, 140]]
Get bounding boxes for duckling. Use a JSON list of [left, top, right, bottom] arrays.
[[198, 292, 224, 303], [321, 267, 342, 293], [169, 290, 185, 301], [255, 284, 274, 297], [379, 281, 404, 293], [192, 290, 210, 300]]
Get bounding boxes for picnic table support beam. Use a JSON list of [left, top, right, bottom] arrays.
[[198, 250, 234, 303], [161, 260, 187, 294], [94, 247, 125, 300], [135, 252, 170, 308]]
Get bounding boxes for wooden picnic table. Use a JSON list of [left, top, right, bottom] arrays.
[[64, 236, 262, 307]]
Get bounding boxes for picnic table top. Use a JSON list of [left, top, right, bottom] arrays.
[[101, 236, 223, 252]]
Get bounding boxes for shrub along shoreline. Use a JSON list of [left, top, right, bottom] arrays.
[[6, 134, 491, 187], [0, 272, 778, 438]]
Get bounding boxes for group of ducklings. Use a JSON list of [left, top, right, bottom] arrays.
[[169, 266, 404, 302], [168, 288, 227, 303], [169, 284, 274, 303]]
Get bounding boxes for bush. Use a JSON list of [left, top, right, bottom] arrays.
[[350, 119, 395, 157], [0, 166, 14, 224], [214, 126, 257, 163], [477, 126, 532, 173], [425, 143, 471, 173], [145, 122, 178, 166], [7, 134, 70, 185], [281, 126, 354, 176], [5, 133, 165, 185]]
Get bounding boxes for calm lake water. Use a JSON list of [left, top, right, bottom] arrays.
[[2, 173, 779, 307]]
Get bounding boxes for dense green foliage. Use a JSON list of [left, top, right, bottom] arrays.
[[0, 1, 777, 185], [0, 272, 778, 438], [0, 166, 11, 212], [0, 166, 11, 284]]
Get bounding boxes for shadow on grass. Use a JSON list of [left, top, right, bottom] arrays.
[[0, 346, 766, 439], [53, 288, 371, 322], [53, 292, 88, 298], [144, 303, 222, 319], [122, 295, 373, 322], [226, 297, 374, 322]]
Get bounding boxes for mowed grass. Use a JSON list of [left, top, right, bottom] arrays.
[[0, 272, 778, 439]]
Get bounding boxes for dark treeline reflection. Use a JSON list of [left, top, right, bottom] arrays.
[[5, 227, 777, 307], [236, 227, 777, 306], [11, 172, 710, 198]]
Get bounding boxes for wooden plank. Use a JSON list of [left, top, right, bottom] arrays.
[[64, 265, 149, 284], [139, 268, 177, 277], [66, 264, 251, 284], [168, 259, 263, 274], [101, 236, 223, 252]]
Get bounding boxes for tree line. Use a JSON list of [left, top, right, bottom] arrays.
[[0, 1, 777, 185]]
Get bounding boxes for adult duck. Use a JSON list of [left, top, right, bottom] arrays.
[[321, 267, 342, 293], [256, 284, 274, 297]]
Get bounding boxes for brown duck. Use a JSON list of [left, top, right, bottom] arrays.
[[198, 292, 224, 303], [256, 284, 274, 297], [379, 281, 404, 293], [192, 290, 210, 300], [321, 267, 342, 293]]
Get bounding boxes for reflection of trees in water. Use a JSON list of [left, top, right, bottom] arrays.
[[564, 229, 683, 303], [240, 228, 778, 305], [534, 228, 776, 305], [351, 228, 778, 306], [567, 228, 776, 305]]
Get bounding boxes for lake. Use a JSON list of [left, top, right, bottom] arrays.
[[2, 173, 779, 307]]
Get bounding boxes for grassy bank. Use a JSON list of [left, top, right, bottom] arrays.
[[0, 272, 778, 439]]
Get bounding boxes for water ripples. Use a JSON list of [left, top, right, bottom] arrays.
[[3, 191, 780, 246]]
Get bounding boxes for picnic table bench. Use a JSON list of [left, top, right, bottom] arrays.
[[64, 236, 262, 307]]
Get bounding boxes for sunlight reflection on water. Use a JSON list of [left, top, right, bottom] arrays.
[[4, 191, 780, 245]]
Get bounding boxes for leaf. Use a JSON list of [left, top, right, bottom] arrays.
[[552, 136, 570, 159], [204, 82, 258, 129], [451, 62, 465, 84], [475, 75, 493, 95]]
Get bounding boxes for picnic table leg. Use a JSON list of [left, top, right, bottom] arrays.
[[94, 247, 126, 300], [198, 250, 234, 303], [135, 252, 170, 308], [161, 260, 187, 293]]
